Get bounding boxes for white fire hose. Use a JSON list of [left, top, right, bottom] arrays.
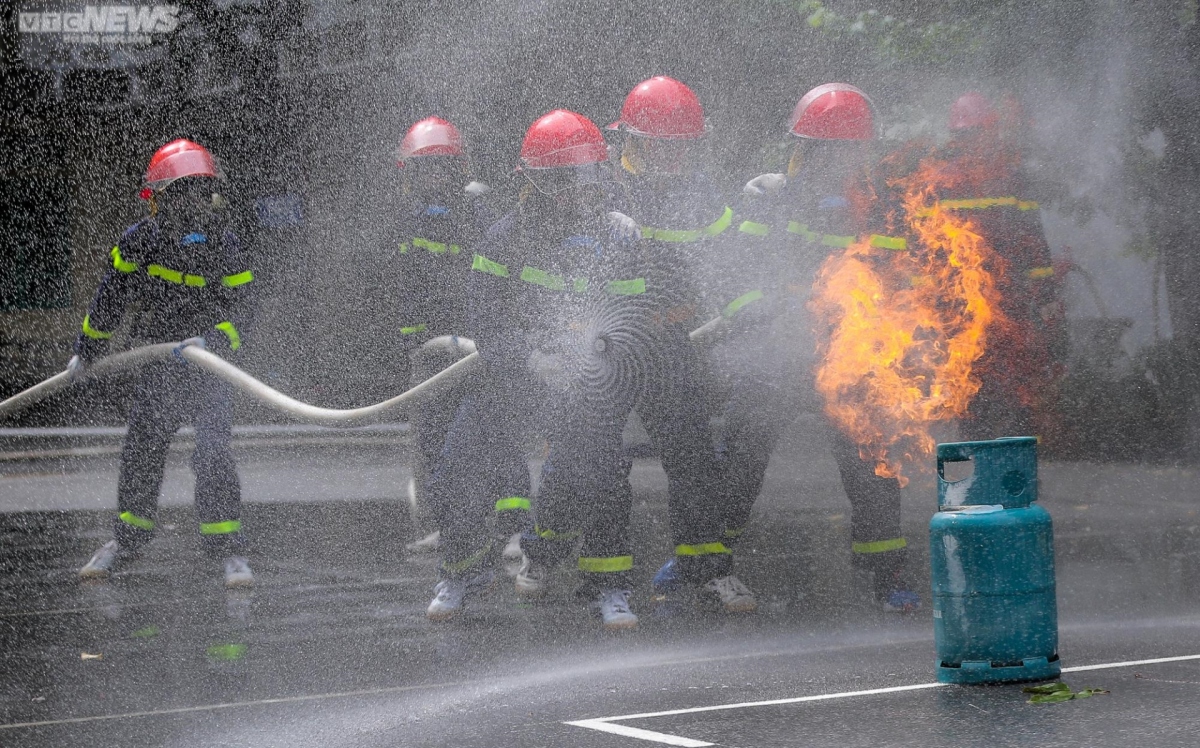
[[0, 320, 726, 426]]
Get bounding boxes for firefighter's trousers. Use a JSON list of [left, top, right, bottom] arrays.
[[638, 326, 732, 583], [425, 363, 534, 578], [524, 385, 638, 592], [113, 360, 244, 554], [713, 334, 907, 574]]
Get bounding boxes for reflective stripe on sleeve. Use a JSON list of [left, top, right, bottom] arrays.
[[520, 266, 567, 291], [1027, 266, 1054, 279], [786, 221, 820, 242], [642, 206, 734, 243], [400, 323, 428, 335], [494, 496, 531, 512], [578, 555, 634, 573], [675, 542, 731, 556], [737, 220, 771, 236], [821, 234, 855, 248], [869, 234, 908, 251], [471, 253, 509, 278], [222, 271, 254, 288], [82, 314, 113, 340], [200, 520, 243, 535], [413, 236, 461, 255], [111, 246, 138, 273], [722, 289, 765, 318], [572, 278, 590, 294], [851, 537, 908, 554], [214, 321, 241, 351], [119, 511, 154, 531], [606, 278, 646, 296], [148, 264, 206, 287], [938, 197, 1040, 211]]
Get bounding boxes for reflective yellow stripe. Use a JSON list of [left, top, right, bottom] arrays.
[[738, 220, 771, 236], [148, 265, 205, 286], [535, 525, 580, 541], [82, 314, 113, 340], [119, 511, 154, 531], [206, 643, 247, 661], [200, 520, 242, 535], [520, 266, 567, 291], [723, 289, 765, 318], [786, 221, 820, 241], [1028, 266, 1054, 279], [675, 542, 731, 556], [442, 542, 492, 575], [494, 496, 531, 512], [572, 278, 590, 294], [413, 236, 462, 255], [821, 234, 855, 248], [852, 537, 908, 554], [643, 206, 734, 243], [606, 278, 646, 296], [471, 253, 509, 278], [214, 321, 241, 351], [111, 246, 138, 273], [869, 234, 908, 251], [938, 197, 1040, 211], [222, 271, 254, 288], [398, 242, 409, 254], [724, 527, 744, 539], [578, 555, 634, 573], [400, 323, 428, 335]]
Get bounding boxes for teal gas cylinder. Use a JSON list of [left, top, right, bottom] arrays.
[[930, 437, 1059, 684]]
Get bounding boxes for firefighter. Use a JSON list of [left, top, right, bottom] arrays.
[[939, 91, 1064, 441], [425, 110, 645, 628], [606, 76, 758, 613], [389, 117, 527, 563], [705, 84, 920, 611], [76, 139, 256, 588]]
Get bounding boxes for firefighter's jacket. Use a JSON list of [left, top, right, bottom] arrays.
[[465, 208, 648, 380], [391, 184, 496, 341], [75, 218, 255, 360]]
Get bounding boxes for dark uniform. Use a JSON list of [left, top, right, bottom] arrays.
[[76, 219, 255, 553], [428, 205, 646, 588], [618, 174, 738, 584], [711, 182, 912, 591]]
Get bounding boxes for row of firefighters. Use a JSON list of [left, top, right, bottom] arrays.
[[73, 77, 1063, 630]]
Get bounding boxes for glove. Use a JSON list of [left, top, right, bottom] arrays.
[[743, 173, 787, 196], [66, 355, 87, 383], [173, 336, 207, 361], [606, 211, 642, 243], [464, 181, 492, 196]]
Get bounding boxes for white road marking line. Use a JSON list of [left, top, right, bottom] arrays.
[[566, 653, 1200, 745], [564, 720, 714, 748]]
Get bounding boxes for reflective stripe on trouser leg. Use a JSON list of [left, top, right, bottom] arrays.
[[495, 496, 532, 537], [827, 426, 904, 571], [193, 374, 244, 553]]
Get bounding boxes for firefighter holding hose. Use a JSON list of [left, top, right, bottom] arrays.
[[76, 138, 257, 588]]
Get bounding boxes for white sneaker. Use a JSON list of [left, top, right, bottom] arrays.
[[502, 533, 524, 577], [79, 540, 132, 581], [593, 589, 638, 631], [514, 554, 547, 597], [701, 574, 758, 613], [224, 556, 254, 588], [406, 530, 441, 553], [426, 569, 494, 621]]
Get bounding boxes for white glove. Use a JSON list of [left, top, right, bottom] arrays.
[[66, 355, 86, 382], [464, 181, 492, 196], [173, 336, 207, 360], [743, 173, 787, 196], [606, 211, 642, 243]]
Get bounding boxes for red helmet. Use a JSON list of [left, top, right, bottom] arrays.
[[607, 76, 705, 140], [949, 91, 999, 131], [519, 110, 608, 169], [399, 117, 464, 164], [143, 139, 219, 191], [789, 83, 874, 140]]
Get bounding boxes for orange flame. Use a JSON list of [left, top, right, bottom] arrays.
[[809, 156, 1008, 486]]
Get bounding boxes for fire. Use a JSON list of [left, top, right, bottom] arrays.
[[809, 156, 1008, 486]]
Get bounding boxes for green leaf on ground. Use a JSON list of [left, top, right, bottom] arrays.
[[1023, 682, 1071, 695], [1024, 682, 1111, 704], [1029, 690, 1076, 704], [130, 625, 160, 639]]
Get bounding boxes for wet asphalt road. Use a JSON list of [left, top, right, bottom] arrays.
[[1, 417, 1198, 747]]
